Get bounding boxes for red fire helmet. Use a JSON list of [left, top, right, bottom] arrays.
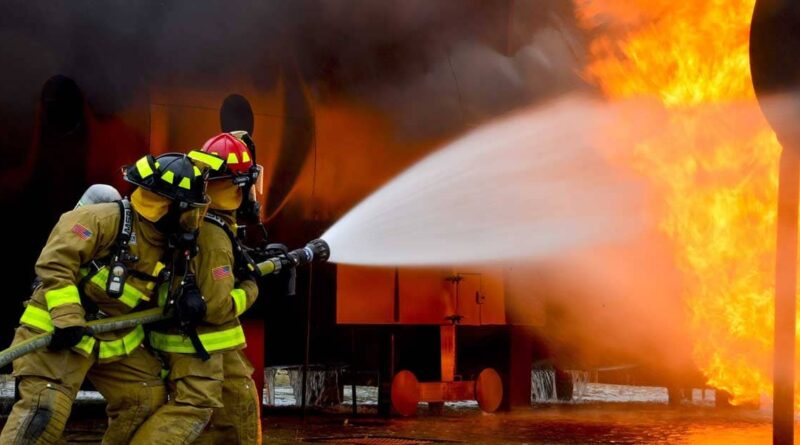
[[201, 132, 253, 177]]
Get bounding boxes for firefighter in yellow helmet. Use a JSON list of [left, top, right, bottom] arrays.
[[0, 152, 212, 445], [131, 135, 262, 444]]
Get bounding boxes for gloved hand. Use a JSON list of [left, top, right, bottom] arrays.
[[175, 280, 206, 326], [48, 326, 93, 351]]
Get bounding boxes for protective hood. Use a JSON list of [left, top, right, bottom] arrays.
[[207, 180, 243, 211], [131, 187, 171, 222]]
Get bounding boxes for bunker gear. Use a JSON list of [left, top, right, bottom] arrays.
[[0, 201, 170, 445]]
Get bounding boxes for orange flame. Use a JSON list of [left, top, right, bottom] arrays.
[[576, 0, 785, 405]]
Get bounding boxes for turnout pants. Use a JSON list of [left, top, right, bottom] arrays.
[[194, 350, 261, 445], [130, 352, 224, 445], [0, 326, 166, 445]]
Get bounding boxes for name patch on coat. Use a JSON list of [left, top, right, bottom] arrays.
[[212, 265, 232, 281], [71, 224, 93, 240]]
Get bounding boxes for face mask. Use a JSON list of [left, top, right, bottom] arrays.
[[155, 202, 207, 236], [179, 205, 208, 232]]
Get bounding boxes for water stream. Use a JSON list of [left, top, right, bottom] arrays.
[[323, 95, 647, 267]]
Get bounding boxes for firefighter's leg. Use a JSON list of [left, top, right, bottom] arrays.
[[195, 350, 261, 445], [129, 352, 224, 445], [0, 326, 90, 445], [87, 346, 166, 445]]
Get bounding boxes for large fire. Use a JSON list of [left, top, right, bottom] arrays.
[[575, 0, 784, 405]]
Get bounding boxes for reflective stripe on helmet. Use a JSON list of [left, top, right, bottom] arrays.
[[149, 325, 246, 354], [178, 177, 192, 190], [99, 325, 145, 359], [188, 150, 225, 171], [227, 152, 239, 164], [136, 157, 154, 178], [20, 305, 54, 332], [45, 285, 81, 310], [231, 288, 247, 316], [161, 170, 175, 184]]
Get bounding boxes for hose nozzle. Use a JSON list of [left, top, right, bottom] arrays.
[[254, 238, 330, 276]]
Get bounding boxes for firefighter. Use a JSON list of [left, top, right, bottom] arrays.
[[131, 136, 261, 445], [194, 132, 263, 445], [0, 152, 212, 445]]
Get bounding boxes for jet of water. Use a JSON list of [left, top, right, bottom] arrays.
[[323, 95, 647, 266]]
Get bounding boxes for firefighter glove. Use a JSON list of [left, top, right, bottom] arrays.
[[48, 326, 93, 351], [176, 280, 207, 326]]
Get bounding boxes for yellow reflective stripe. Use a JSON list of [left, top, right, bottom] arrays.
[[45, 285, 81, 310], [20, 305, 54, 332], [147, 262, 165, 290], [20, 307, 95, 354], [161, 170, 175, 184], [188, 150, 224, 171], [136, 157, 154, 178], [157, 283, 169, 308], [75, 336, 96, 355], [98, 325, 145, 359], [231, 288, 247, 316], [89, 267, 146, 308], [178, 177, 192, 190], [149, 325, 246, 354], [241, 150, 250, 163], [226, 152, 239, 164]]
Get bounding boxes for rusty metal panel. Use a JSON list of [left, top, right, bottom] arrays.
[[504, 266, 546, 326], [398, 269, 451, 324], [447, 270, 506, 326], [336, 265, 395, 324], [478, 270, 506, 325]]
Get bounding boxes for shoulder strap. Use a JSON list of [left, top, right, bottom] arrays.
[[203, 213, 248, 270], [203, 213, 237, 245], [116, 199, 133, 247]]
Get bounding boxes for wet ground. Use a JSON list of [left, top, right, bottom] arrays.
[[40, 403, 783, 444], [0, 376, 786, 444]]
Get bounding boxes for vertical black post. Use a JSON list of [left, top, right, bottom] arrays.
[[301, 264, 314, 419], [351, 326, 357, 416], [774, 148, 798, 445], [377, 328, 395, 417]]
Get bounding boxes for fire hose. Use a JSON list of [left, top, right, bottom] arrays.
[[0, 307, 168, 369], [0, 238, 331, 368]]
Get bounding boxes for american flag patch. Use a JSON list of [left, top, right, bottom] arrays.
[[71, 223, 93, 240], [212, 265, 232, 281]]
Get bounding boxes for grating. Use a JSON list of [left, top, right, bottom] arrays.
[[306, 435, 450, 445]]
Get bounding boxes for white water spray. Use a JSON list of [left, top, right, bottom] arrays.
[[323, 95, 648, 266]]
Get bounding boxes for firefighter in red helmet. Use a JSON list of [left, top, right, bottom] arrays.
[[136, 133, 263, 444]]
